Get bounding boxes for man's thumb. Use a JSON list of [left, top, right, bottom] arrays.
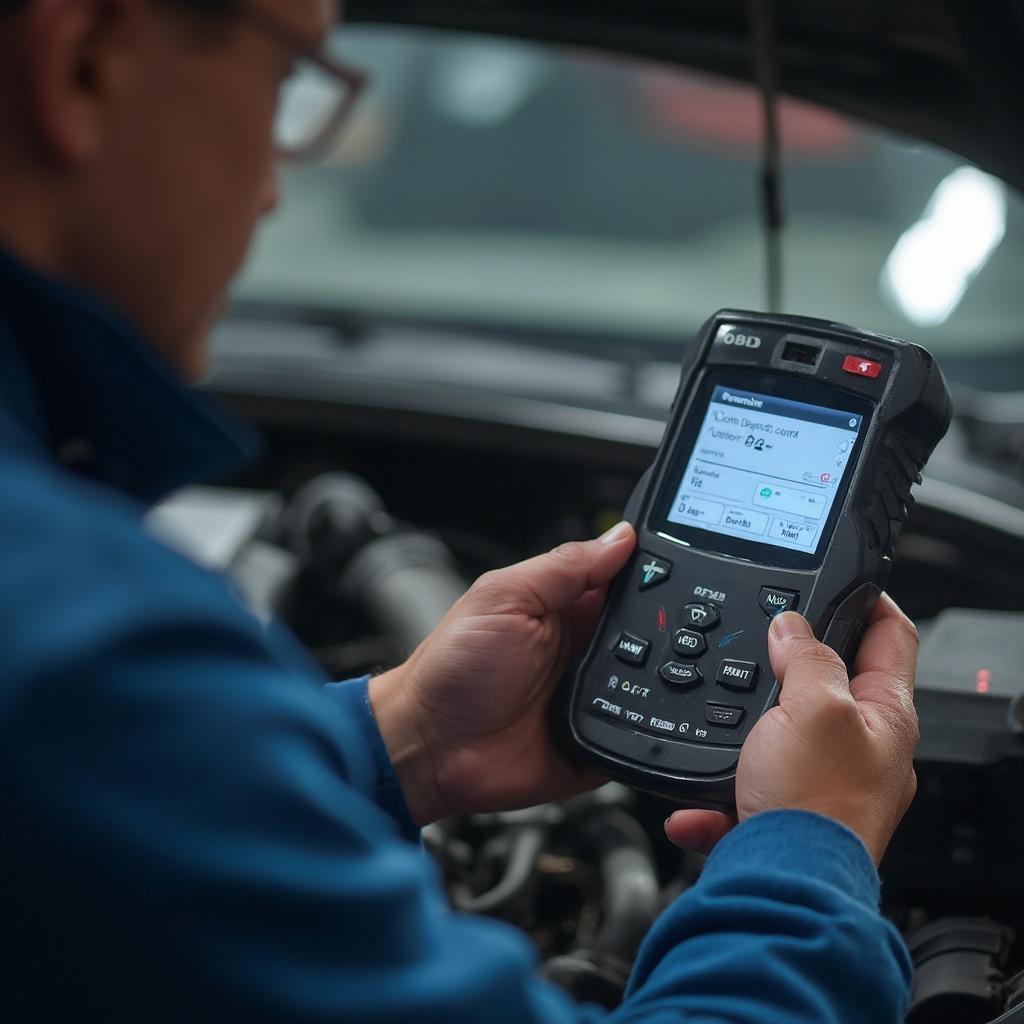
[[767, 612, 850, 705], [472, 523, 635, 615]]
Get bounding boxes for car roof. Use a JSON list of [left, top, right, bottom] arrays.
[[350, 0, 1024, 192]]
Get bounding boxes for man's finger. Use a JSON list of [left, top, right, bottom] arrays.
[[847, 593, 918, 711], [767, 612, 851, 707], [472, 523, 636, 616], [664, 809, 736, 855]]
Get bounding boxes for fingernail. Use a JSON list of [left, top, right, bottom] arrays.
[[599, 521, 632, 545], [770, 611, 813, 641]]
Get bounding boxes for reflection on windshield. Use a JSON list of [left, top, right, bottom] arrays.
[[234, 25, 1024, 359], [882, 167, 1007, 327]]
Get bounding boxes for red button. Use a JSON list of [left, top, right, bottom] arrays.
[[842, 355, 883, 378]]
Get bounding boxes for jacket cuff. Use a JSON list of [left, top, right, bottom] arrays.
[[701, 809, 881, 908], [324, 676, 421, 842]]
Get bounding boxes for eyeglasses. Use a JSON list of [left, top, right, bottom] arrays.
[[244, 5, 370, 163]]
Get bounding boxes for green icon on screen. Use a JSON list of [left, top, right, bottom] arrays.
[[759, 487, 773, 498]]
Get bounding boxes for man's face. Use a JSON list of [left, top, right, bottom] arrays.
[[23, 0, 336, 380]]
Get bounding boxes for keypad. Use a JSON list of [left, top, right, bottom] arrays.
[[588, 582, 801, 744]]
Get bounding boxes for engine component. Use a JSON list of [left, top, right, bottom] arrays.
[[280, 472, 393, 588], [453, 822, 550, 920], [906, 917, 1013, 1024], [147, 486, 298, 618], [1004, 969, 1024, 1014], [884, 609, 1024, 903], [880, 610, 1024, 901], [340, 531, 467, 650], [574, 806, 660, 961], [281, 472, 467, 652], [542, 950, 633, 1011], [540, 802, 660, 1008]]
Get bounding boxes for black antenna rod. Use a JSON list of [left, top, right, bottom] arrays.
[[750, 0, 783, 313]]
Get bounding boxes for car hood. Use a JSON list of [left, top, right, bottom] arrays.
[[350, 0, 1024, 193]]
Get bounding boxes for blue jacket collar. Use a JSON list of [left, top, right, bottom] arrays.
[[0, 245, 258, 506]]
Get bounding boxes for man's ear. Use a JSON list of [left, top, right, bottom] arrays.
[[24, 0, 141, 166]]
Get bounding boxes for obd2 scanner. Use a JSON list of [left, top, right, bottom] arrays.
[[561, 310, 952, 810]]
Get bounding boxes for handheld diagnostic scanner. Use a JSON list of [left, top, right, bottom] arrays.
[[561, 310, 952, 810]]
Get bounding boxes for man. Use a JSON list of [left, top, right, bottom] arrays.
[[0, 1, 920, 1021]]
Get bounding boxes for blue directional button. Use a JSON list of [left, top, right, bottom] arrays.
[[638, 553, 672, 591]]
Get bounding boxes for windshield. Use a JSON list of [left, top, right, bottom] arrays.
[[234, 25, 1024, 382]]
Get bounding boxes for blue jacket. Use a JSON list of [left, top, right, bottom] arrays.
[[0, 246, 912, 1022]]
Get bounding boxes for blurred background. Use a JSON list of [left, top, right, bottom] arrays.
[[233, 25, 1023, 383]]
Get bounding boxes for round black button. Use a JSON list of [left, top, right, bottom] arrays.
[[672, 628, 707, 659], [682, 602, 720, 632], [659, 661, 703, 689]]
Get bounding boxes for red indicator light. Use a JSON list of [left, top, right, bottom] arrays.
[[843, 355, 883, 378], [657, 607, 667, 633], [976, 669, 991, 694]]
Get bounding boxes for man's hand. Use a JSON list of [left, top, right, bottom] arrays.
[[368, 523, 636, 825], [666, 595, 919, 865]]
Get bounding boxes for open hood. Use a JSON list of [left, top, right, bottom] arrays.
[[350, 0, 1024, 193]]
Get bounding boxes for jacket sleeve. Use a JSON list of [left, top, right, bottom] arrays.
[[324, 675, 421, 841], [3, 512, 911, 1023], [611, 810, 913, 1024]]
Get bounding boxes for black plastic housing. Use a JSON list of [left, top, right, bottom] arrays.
[[560, 309, 952, 810]]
